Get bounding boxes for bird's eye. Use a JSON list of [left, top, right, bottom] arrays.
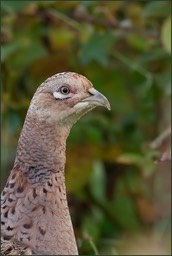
[[60, 86, 70, 95]]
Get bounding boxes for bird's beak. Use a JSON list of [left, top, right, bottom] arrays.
[[82, 88, 111, 110]]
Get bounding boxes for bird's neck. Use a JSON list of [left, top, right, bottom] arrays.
[[3, 113, 78, 254], [15, 112, 70, 186]]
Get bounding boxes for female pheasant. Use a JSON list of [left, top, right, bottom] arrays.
[[1, 72, 110, 255]]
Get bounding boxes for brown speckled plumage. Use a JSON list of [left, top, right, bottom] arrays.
[[1, 72, 110, 255]]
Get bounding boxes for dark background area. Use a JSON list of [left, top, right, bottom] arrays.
[[1, 1, 171, 255]]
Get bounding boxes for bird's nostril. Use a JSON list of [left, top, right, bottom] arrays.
[[88, 91, 94, 96], [88, 88, 96, 96]]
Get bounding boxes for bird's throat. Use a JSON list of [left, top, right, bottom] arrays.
[[15, 113, 70, 186]]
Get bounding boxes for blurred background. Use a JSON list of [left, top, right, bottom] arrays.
[[1, 1, 171, 255]]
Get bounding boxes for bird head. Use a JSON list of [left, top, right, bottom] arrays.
[[29, 72, 111, 126]]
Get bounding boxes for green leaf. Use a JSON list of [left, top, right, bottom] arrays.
[[1, 43, 20, 62], [155, 68, 171, 95], [10, 40, 47, 70], [20, 41, 47, 67], [161, 16, 171, 54], [143, 1, 171, 17], [127, 34, 148, 52], [2, 1, 31, 13], [80, 32, 114, 66], [89, 160, 106, 204], [110, 194, 140, 230], [81, 207, 104, 241], [85, 125, 103, 143]]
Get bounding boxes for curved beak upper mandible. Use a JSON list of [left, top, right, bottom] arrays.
[[82, 88, 111, 110]]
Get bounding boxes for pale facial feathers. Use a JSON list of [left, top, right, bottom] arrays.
[[29, 72, 110, 125]]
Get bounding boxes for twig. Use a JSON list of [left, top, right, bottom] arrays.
[[50, 9, 82, 31], [150, 127, 171, 149], [112, 51, 153, 88]]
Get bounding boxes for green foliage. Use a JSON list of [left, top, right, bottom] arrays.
[[110, 194, 141, 230], [1, 1, 171, 255], [2, 1, 31, 13], [80, 31, 115, 66], [143, 1, 171, 18], [161, 16, 171, 54]]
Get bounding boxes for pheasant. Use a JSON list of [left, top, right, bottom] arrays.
[[1, 72, 110, 255]]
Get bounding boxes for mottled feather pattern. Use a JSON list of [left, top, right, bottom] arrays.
[[1, 72, 110, 255], [2, 165, 77, 254], [1, 238, 33, 255]]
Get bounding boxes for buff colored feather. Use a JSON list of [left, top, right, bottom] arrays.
[[1, 72, 110, 255]]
